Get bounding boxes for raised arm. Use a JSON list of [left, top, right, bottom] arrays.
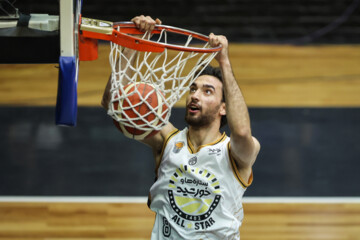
[[209, 33, 260, 182], [101, 15, 161, 110], [101, 15, 175, 166]]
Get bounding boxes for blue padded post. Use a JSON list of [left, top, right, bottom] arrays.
[[56, 56, 78, 126]]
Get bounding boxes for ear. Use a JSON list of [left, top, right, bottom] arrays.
[[220, 102, 226, 116]]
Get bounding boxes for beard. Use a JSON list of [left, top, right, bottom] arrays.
[[185, 102, 221, 128]]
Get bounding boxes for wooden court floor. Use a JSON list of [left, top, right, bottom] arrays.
[[0, 201, 359, 240], [0, 44, 360, 239]]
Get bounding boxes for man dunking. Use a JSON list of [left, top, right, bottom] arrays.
[[102, 15, 260, 240]]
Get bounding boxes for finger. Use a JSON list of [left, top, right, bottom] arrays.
[[149, 23, 155, 33], [155, 18, 162, 25], [145, 16, 156, 33], [209, 33, 214, 46], [214, 37, 219, 46], [211, 33, 219, 46], [209, 33, 219, 47], [141, 16, 155, 32], [131, 17, 139, 28], [131, 15, 144, 29], [218, 35, 228, 47], [140, 19, 149, 31]]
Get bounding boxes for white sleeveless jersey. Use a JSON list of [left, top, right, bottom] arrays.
[[149, 128, 253, 240]]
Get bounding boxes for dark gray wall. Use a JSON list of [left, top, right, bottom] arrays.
[[1, 107, 360, 197], [12, 0, 360, 44]]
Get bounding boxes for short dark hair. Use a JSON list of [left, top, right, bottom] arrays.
[[196, 65, 227, 128]]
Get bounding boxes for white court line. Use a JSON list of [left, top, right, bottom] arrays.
[[0, 196, 148, 203], [0, 196, 359, 203], [243, 197, 360, 204]]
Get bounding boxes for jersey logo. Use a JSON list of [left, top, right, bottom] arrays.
[[208, 148, 221, 156], [173, 141, 185, 153], [188, 156, 197, 165], [168, 164, 221, 231]]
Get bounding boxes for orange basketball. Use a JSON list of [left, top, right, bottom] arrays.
[[112, 83, 168, 140]]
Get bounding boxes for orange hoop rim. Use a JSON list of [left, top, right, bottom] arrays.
[[80, 20, 222, 53]]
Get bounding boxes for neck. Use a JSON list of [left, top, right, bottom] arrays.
[[188, 123, 222, 150]]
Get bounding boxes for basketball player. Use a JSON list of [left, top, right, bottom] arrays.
[[102, 15, 260, 240]]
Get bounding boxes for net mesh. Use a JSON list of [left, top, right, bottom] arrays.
[[107, 27, 218, 132]]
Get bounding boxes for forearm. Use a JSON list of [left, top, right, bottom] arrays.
[[101, 75, 112, 110], [102, 15, 162, 111], [220, 58, 251, 137]]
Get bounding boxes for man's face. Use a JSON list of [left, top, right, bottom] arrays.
[[185, 75, 225, 128]]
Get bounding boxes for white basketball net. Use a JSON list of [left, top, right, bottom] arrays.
[[107, 28, 218, 132]]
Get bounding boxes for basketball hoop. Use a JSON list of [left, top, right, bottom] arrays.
[[79, 17, 221, 135]]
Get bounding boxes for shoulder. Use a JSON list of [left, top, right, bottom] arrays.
[[162, 127, 183, 148], [141, 123, 177, 153], [142, 124, 181, 172], [229, 134, 260, 165]]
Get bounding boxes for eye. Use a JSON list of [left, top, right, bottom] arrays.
[[205, 89, 213, 95], [190, 86, 196, 93]]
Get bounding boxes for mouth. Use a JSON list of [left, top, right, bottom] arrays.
[[187, 103, 201, 114]]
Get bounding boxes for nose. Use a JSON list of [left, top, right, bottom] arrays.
[[190, 89, 200, 102]]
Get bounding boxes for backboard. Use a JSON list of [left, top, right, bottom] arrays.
[[0, 1, 60, 63], [0, 0, 81, 126]]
